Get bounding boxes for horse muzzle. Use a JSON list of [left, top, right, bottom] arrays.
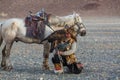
[[80, 28, 86, 36]]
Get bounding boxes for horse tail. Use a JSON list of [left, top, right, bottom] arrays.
[[0, 23, 3, 47]]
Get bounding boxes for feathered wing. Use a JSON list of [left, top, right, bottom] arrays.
[[41, 29, 66, 43]]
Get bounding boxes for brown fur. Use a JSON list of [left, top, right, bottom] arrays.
[[41, 26, 77, 52], [41, 25, 77, 43]]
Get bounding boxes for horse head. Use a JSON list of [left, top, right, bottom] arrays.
[[67, 22, 86, 37], [72, 12, 86, 36]]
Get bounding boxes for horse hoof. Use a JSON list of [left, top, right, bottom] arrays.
[[2, 65, 13, 71]]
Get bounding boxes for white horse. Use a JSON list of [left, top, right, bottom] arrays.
[[0, 12, 86, 71]]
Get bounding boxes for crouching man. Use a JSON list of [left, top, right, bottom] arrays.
[[52, 32, 83, 74]]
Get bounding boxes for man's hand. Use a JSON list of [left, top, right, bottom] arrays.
[[57, 51, 63, 55]]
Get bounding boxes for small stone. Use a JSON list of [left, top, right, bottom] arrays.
[[40, 77, 44, 80]]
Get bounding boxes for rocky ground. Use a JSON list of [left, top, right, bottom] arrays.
[[0, 0, 120, 80], [0, 17, 120, 80]]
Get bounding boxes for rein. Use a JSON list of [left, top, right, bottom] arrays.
[[43, 13, 55, 32], [47, 24, 55, 32]]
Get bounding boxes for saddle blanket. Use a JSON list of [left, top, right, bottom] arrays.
[[26, 22, 45, 40]]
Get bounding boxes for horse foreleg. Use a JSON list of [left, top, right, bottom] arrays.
[[1, 42, 13, 71], [42, 41, 50, 70]]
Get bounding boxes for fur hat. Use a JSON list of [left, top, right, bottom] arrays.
[[66, 27, 77, 42]]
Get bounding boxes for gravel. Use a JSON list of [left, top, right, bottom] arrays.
[[0, 19, 120, 80]]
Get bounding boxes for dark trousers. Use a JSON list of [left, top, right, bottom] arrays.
[[52, 54, 83, 74]]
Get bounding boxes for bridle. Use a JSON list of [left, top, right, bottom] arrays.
[[74, 22, 85, 36], [73, 14, 86, 35]]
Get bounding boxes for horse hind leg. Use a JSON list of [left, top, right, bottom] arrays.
[[1, 42, 13, 71]]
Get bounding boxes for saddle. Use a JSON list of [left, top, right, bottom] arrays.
[[25, 12, 45, 39]]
